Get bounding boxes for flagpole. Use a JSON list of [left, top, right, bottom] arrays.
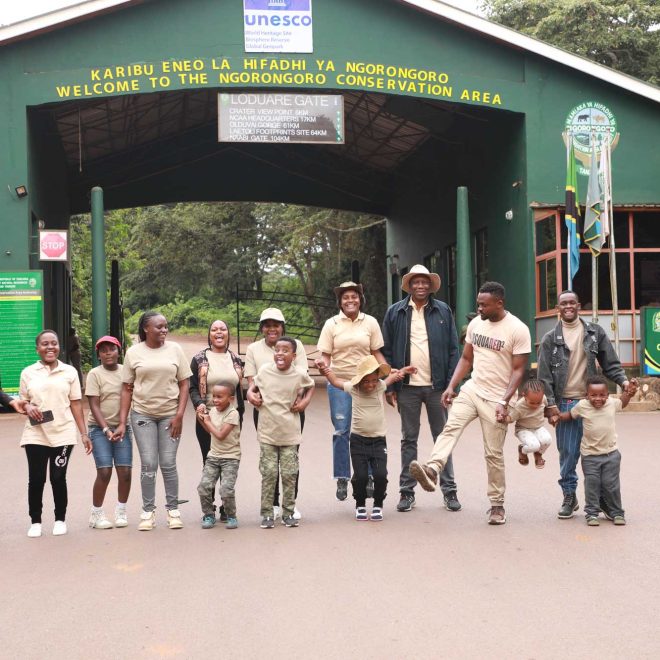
[[607, 138, 620, 356], [565, 131, 572, 289], [591, 130, 598, 323]]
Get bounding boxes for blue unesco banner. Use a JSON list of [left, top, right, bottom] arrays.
[[244, 0, 313, 53]]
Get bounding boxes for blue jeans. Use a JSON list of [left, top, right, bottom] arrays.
[[89, 425, 133, 469], [556, 399, 583, 495], [327, 383, 351, 479], [130, 411, 180, 511]]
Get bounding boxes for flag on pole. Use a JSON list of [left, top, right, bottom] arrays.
[[599, 140, 611, 242], [565, 133, 581, 286], [583, 140, 604, 256]]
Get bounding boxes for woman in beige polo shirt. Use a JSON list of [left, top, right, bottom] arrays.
[[20, 329, 92, 538], [115, 311, 191, 531], [317, 282, 385, 501]]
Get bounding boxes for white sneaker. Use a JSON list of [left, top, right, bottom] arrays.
[[167, 509, 183, 530], [293, 508, 302, 520], [89, 509, 113, 529], [273, 505, 282, 520], [138, 510, 156, 531], [114, 507, 128, 528], [53, 521, 68, 536], [27, 523, 42, 538]]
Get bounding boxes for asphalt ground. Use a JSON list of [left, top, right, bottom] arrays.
[[1, 336, 659, 659]]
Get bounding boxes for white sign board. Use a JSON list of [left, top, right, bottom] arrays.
[[218, 93, 344, 144], [243, 0, 313, 53]]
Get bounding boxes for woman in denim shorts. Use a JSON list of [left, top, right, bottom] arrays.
[[86, 335, 132, 529]]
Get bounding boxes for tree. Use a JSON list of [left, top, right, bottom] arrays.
[[480, 0, 660, 84]]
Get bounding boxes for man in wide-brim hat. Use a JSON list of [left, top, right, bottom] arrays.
[[381, 264, 461, 513]]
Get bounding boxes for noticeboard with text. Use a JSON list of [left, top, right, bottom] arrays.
[[0, 272, 43, 394], [641, 306, 660, 376], [218, 93, 344, 144]]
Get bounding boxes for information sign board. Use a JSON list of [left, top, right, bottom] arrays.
[[218, 93, 344, 144], [0, 272, 43, 394]]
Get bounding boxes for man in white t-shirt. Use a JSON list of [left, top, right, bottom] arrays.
[[409, 281, 531, 525]]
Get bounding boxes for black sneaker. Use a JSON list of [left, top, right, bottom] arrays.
[[366, 475, 375, 499], [260, 517, 275, 529], [397, 493, 415, 512], [336, 478, 349, 501], [282, 515, 299, 528], [443, 491, 462, 512], [558, 493, 579, 519]]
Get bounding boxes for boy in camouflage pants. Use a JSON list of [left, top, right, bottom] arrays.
[[197, 383, 241, 529], [247, 337, 315, 529]]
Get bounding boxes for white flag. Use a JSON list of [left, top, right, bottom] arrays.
[[599, 142, 611, 241]]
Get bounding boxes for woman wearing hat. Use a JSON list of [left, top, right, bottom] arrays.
[[317, 282, 385, 501], [244, 308, 308, 520], [19, 329, 92, 538], [86, 335, 132, 529]]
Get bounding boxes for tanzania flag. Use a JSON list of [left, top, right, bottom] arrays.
[[583, 141, 603, 256], [565, 135, 581, 286]]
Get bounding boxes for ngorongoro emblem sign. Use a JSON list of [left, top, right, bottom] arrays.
[[563, 101, 619, 176]]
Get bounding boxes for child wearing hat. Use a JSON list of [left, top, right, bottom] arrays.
[[85, 335, 132, 529], [317, 356, 415, 521]]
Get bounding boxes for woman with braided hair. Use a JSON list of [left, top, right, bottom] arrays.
[[114, 311, 191, 531]]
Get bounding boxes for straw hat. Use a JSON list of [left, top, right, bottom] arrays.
[[401, 264, 441, 294], [333, 281, 364, 298], [350, 355, 391, 386], [259, 307, 286, 323]]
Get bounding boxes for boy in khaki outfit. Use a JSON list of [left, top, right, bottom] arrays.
[[247, 337, 314, 529], [555, 375, 637, 526], [196, 383, 242, 530]]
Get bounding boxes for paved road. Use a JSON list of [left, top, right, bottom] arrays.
[[2, 336, 659, 659]]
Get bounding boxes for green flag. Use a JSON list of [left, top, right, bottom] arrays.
[[583, 141, 603, 256]]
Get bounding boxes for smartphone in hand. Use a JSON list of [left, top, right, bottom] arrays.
[[29, 410, 54, 425]]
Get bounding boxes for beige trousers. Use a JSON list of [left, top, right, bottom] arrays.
[[427, 383, 507, 504]]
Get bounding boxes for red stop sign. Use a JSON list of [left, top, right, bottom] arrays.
[[40, 233, 67, 258]]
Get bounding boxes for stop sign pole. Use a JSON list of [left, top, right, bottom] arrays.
[[91, 186, 107, 367]]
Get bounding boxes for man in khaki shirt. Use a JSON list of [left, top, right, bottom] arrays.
[[382, 265, 460, 513]]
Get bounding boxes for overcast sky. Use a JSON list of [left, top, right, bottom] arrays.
[[1, 0, 483, 26]]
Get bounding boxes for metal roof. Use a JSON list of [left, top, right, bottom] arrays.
[[2, 0, 659, 103]]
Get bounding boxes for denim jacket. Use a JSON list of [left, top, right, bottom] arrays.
[[381, 295, 459, 392], [537, 318, 626, 408]]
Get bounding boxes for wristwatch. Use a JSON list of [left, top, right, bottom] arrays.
[[497, 400, 508, 407], [102, 426, 111, 434]]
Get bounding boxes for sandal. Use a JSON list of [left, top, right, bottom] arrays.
[[534, 452, 546, 469], [518, 445, 529, 466]]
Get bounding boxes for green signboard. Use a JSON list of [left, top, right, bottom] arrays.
[[0, 271, 43, 394], [641, 306, 660, 376]]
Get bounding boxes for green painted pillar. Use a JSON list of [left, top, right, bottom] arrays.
[[91, 186, 107, 367], [456, 187, 474, 333]]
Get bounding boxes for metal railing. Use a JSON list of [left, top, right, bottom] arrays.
[[234, 285, 336, 366]]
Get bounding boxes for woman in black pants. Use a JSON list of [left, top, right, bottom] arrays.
[[19, 330, 92, 537], [190, 319, 244, 520]]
